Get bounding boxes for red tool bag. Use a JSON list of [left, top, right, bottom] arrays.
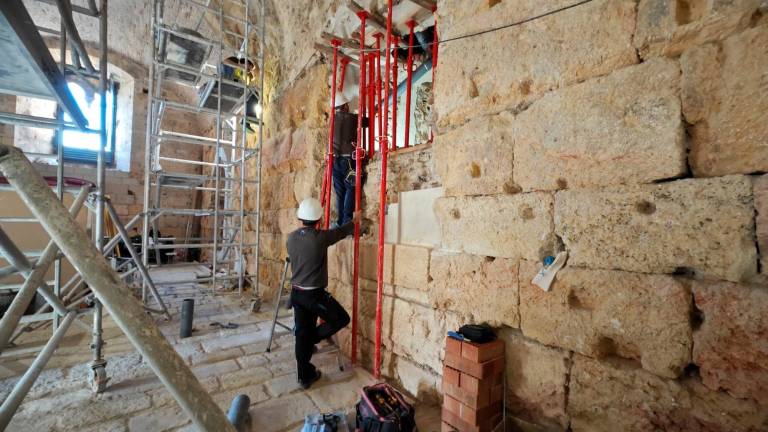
[[355, 383, 416, 432]]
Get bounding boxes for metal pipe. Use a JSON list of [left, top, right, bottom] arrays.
[[375, 0, 395, 380], [338, 57, 350, 93], [237, 0, 250, 296], [368, 53, 375, 158], [430, 6, 438, 142], [227, 394, 250, 431], [323, 39, 341, 229], [0, 186, 88, 352], [352, 10, 368, 366], [54, 17, 68, 331], [211, 2, 225, 291], [252, 0, 265, 304], [180, 298, 194, 338], [55, 0, 96, 73], [391, 58, 398, 151], [0, 311, 77, 429], [0, 145, 235, 431], [373, 33, 383, 155], [143, 0, 158, 305], [105, 199, 170, 320], [404, 21, 416, 149]]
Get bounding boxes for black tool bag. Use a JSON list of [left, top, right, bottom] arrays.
[[355, 383, 416, 432], [458, 323, 497, 343]]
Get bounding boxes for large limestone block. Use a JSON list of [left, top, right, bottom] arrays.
[[358, 282, 395, 347], [693, 280, 768, 405], [360, 241, 393, 284], [272, 130, 293, 174], [434, 113, 517, 196], [498, 328, 570, 429], [399, 188, 443, 248], [568, 355, 768, 432], [435, 0, 637, 127], [519, 261, 692, 378], [435, 193, 555, 261], [757, 175, 768, 273], [390, 298, 462, 373], [555, 176, 757, 282], [635, 0, 764, 58], [513, 59, 685, 191], [327, 238, 353, 285], [682, 26, 768, 176], [393, 244, 431, 290], [289, 126, 324, 171], [429, 252, 519, 328]]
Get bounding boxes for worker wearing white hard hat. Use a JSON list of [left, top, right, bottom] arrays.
[[285, 198, 361, 389], [331, 91, 368, 228]]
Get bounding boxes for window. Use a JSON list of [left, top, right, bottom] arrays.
[[59, 80, 118, 164]]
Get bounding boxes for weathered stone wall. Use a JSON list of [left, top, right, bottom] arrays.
[[257, 0, 768, 429]]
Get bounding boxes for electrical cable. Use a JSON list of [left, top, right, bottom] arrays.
[[319, 0, 595, 54]]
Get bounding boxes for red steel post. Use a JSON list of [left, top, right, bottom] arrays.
[[373, 33, 383, 152], [368, 53, 375, 158], [324, 39, 342, 229], [391, 58, 398, 151], [352, 10, 368, 366], [404, 20, 416, 148], [375, 0, 394, 380], [339, 57, 351, 93]]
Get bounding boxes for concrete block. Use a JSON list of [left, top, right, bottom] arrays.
[[393, 244, 431, 290], [498, 328, 570, 429], [434, 113, 517, 196], [428, 251, 519, 328], [435, 0, 637, 127], [385, 203, 400, 244], [435, 193, 554, 261], [555, 176, 757, 282], [693, 279, 768, 405], [360, 241, 393, 284], [634, 0, 763, 58], [399, 187, 443, 247], [682, 26, 768, 176], [568, 355, 768, 432], [519, 261, 692, 378], [513, 58, 685, 191]]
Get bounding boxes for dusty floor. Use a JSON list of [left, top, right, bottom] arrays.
[[0, 264, 441, 431]]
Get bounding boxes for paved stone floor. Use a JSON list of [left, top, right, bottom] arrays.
[[0, 264, 441, 431]]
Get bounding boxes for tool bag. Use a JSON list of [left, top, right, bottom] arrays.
[[355, 383, 416, 432], [301, 411, 348, 432]]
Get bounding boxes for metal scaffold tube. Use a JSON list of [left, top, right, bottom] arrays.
[[0, 145, 236, 432]]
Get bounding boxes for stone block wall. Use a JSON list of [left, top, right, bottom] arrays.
[[256, 0, 768, 429]]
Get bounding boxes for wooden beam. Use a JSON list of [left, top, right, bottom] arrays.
[[409, 0, 437, 12], [313, 42, 359, 65], [347, 0, 397, 38], [320, 32, 360, 50]]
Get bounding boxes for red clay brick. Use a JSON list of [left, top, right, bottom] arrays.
[[459, 400, 503, 425], [461, 339, 505, 363], [444, 366, 460, 387], [442, 422, 458, 432], [460, 371, 500, 395], [446, 336, 463, 356], [442, 408, 503, 432], [445, 353, 505, 379], [490, 384, 504, 403], [443, 381, 490, 409]]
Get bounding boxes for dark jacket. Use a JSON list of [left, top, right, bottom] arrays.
[[286, 222, 355, 288], [333, 111, 369, 155]]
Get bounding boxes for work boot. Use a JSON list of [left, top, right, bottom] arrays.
[[299, 369, 322, 390]]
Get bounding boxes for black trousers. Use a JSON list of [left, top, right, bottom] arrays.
[[290, 288, 350, 382]]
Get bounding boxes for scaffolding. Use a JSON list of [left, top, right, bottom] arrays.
[[0, 0, 236, 428], [143, 0, 264, 303]]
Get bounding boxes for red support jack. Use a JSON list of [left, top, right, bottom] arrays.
[[403, 20, 416, 149], [375, 0, 394, 380], [339, 57, 351, 93], [430, 6, 438, 142], [368, 53, 376, 158], [352, 9, 368, 367], [373, 33, 383, 152], [323, 39, 342, 229], [391, 58, 398, 151]]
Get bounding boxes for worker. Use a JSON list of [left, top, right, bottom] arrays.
[[331, 92, 368, 228], [222, 56, 260, 133], [286, 198, 360, 389]]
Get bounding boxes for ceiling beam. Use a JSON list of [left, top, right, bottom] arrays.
[[409, 0, 437, 12]]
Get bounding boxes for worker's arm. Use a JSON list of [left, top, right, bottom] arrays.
[[322, 211, 361, 246]]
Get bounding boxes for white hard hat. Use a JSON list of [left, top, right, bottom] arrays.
[[334, 92, 349, 108], [297, 198, 323, 221]]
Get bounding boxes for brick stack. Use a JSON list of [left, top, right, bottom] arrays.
[[441, 337, 505, 432]]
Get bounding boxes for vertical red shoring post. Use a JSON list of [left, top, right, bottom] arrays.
[[323, 40, 342, 229], [375, 0, 394, 380], [430, 5, 438, 142], [391, 56, 398, 151], [404, 20, 416, 149], [352, 10, 368, 366], [368, 54, 376, 158], [373, 34, 383, 152], [339, 57, 351, 93]]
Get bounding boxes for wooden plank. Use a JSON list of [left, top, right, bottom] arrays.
[[409, 0, 437, 11]]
